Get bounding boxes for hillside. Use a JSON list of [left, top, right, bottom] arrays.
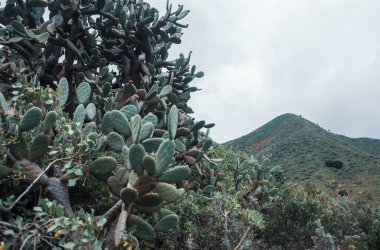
[[224, 113, 380, 204]]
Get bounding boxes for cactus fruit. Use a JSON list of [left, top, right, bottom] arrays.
[[107, 132, 125, 152], [120, 187, 138, 205], [168, 105, 178, 140], [43, 111, 57, 134], [58, 77, 69, 107], [158, 165, 190, 183], [155, 182, 179, 202], [155, 213, 179, 232], [76, 82, 92, 104], [29, 133, 50, 161], [19, 107, 43, 131], [110, 110, 131, 136], [89, 156, 117, 176], [155, 139, 175, 176], [85, 103, 96, 120], [0, 92, 8, 117], [129, 144, 146, 176], [73, 104, 86, 127]]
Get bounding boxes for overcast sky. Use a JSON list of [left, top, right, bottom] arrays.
[[154, 0, 380, 143]]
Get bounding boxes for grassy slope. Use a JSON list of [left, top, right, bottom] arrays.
[[224, 113, 380, 204]]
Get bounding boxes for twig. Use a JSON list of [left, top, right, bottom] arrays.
[[0, 220, 19, 231], [233, 227, 250, 250], [1, 156, 70, 213]]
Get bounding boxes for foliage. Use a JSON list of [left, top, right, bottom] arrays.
[[0, 0, 220, 248]]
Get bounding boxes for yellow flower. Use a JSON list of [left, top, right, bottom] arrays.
[[54, 230, 62, 238]]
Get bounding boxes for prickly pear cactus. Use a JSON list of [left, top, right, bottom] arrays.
[[0, 0, 218, 248]]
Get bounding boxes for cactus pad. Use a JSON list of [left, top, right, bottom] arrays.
[[89, 156, 117, 176], [19, 107, 43, 131], [73, 104, 86, 127], [129, 144, 146, 176], [58, 77, 69, 107], [43, 111, 57, 134], [158, 165, 190, 183], [0, 92, 8, 117], [127, 215, 155, 241], [120, 105, 137, 120], [85, 103, 96, 120], [120, 187, 138, 205], [155, 214, 179, 232], [102, 112, 113, 134], [76, 82, 92, 104], [155, 139, 175, 176], [107, 132, 125, 152], [167, 105, 178, 140], [29, 133, 50, 161], [110, 110, 131, 136], [155, 182, 179, 202]]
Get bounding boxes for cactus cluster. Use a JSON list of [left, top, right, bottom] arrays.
[[0, 0, 219, 248], [228, 155, 285, 207]]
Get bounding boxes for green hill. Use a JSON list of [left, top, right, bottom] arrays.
[[224, 113, 380, 204]]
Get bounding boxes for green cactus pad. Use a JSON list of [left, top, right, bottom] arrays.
[[58, 77, 69, 107], [43, 111, 57, 134], [141, 112, 158, 127], [158, 166, 190, 183], [135, 193, 162, 207], [76, 82, 91, 104], [19, 107, 43, 131], [102, 112, 113, 134], [0, 92, 8, 117], [102, 82, 111, 97], [85, 103, 96, 120], [155, 182, 179, 202], [140, 122, 154, 141], [155, 139, 175, 176], [202, 138, 213, 152], [120, 105, 137, 120], [155, 214, 179, 232], [89, 156, 117, 176], [127, 214, 155, 241], [107, 132, 125, 152], [107, 176, 123, 196], [115, 167, 129, 185], [190, 120, 205, 132], [204, 123, 215, 129], [73, 104, 86, 127], [174, 140, 186, 153], [202, 185, 214, 194], [129, 144, 146, 176], [142, 138, 164, 153], [142, 155, 156, 175], [167, 105, 178, 140], [159, 85, 172, 98], [122, 145, 131, 170], [131, 115, 142, 144], [110, 110, 131, 136], [82, 122, 97, 138], [28, 133, 50, 161], [120, 187, 138, 205], [159, 208, 175, 218]]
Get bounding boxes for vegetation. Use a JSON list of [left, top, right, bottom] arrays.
[[225, 113, 380, 205], [0, 1, 379, 249]]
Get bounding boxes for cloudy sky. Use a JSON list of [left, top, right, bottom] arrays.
[[156, 1, 380, 143]]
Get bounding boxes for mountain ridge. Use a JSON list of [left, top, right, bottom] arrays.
[[224, 113, 380, 204]]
